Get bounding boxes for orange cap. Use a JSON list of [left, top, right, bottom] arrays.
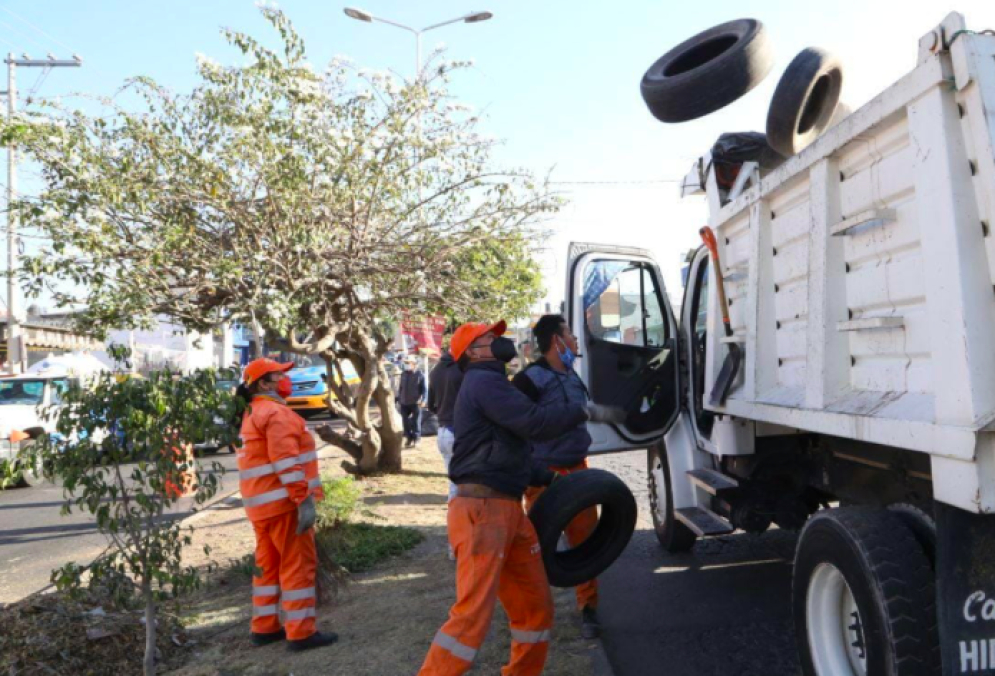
[[242, 357, 295, 385], [449, 320, 508, 361]]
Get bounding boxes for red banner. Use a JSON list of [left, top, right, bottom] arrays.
[[400, 314, 446, 358]]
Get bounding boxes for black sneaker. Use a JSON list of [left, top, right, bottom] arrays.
[[287, 631, 339, 652], [581, 606, 600, 639], [251, 629, 286, 646]]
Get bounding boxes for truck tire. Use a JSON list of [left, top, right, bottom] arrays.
[[887, 502, 936, 570], [640, 18, 773, 123], [17, 442, 48, 488], [793, 508, 939, 676], [528, 468, 637, 588], [766, 47, 843, 157], [647, 442, 696, 552]]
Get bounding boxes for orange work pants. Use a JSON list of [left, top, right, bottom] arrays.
[[524, 460, 599, 611], [250, 509, 318, 641], [418, 497, 554, 676]]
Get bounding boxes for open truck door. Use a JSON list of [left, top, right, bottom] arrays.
[[566, 243, 681, 454]]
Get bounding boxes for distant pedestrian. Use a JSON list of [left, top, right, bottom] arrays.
[[427, 345, 462, 559], [398, 354, 427, 448], [513, 314, 602, 639]]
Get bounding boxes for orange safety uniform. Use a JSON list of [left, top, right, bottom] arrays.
[[524, 459, 598, 610], [419, 497, 553, 676], [238, 394, 324, 641]]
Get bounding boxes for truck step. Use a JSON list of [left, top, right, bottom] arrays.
[[687, 468, 739, 496], [674, 506, 735, 537]]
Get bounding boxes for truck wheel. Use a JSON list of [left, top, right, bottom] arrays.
[[17, 442, 48, 488], [766, 47, 843, 157], [528, 468, 637, 588], [647, 442, 696, 552], [793, 508, 939, 676], [640, 18, 773, 123], [887, 502, 936, 570]]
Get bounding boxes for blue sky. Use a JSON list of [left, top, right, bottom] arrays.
[[4, 0, 995, 313]]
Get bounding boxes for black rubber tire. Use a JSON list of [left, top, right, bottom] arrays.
[[887, 502, 936, 571], [793, 508, 939, 676], [647, 442, 696, 552], [641, 18, 773, 123], [17, 441, 48, 488], [766, 47, 843, 157], [528, 468, 637, 588]]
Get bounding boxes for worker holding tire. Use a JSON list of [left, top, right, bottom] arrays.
[[513, 314, 604, 638], [418, 320, 624, 676], [237, 358, 338, 652]]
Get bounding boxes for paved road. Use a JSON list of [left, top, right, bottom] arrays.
[[0, 418, 337, 604], [589, 450, 802, 676]]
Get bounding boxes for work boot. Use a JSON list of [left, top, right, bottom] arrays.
[[287, 631, 339, 652], [251, 628, 286, 646], [581, 606, 601, 639]]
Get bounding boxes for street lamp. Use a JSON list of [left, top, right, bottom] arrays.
[[342, 7, 493, 78]]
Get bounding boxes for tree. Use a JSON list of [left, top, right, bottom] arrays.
[[30, 357, 239, 675], [6, 7, 555, 475]]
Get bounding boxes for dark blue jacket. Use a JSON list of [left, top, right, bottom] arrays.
[[512, 358, 592, 467], [449, 360, 589, 498], [427, 352, 462, 428], [397, 369, 426, 406]]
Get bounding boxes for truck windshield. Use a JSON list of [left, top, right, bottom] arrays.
[[0, 379, 46, 405]]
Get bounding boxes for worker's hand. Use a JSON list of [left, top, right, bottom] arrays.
[[296, 495, 317, 535], [585, 403, 628, 425]]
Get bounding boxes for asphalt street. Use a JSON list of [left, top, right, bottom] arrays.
[[0, 417, 336, 605], [589, 450, 802, 676]]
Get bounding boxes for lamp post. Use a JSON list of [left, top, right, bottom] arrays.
[[343, 7, 493, 80]]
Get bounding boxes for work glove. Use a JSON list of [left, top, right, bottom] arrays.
[[585, 403, 628, 425], [296, 495, 317, 535]]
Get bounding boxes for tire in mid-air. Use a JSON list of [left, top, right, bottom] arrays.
[[641, 18, 774, 123], [528, 468, 637, 588], [793, 507, 939, 676], [766, 47, 843, 157]]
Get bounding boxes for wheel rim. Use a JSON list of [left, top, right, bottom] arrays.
[[649, 454, 668, 525], [806, 562, 867, 676]]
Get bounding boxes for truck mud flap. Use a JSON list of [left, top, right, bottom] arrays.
[[936, 502, 995, 675]]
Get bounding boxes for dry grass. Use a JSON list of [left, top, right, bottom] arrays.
[[166, 441, 600, 676]]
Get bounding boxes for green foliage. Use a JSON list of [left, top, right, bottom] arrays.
[[22, 353, 243, 672], [316, 475, 363, 527], [316, 522, 424, 574]]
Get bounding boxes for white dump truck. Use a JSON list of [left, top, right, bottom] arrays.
[[567, 12, 995, 676]]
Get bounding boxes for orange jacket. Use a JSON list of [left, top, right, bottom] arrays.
[[237, 395, 324, 522]]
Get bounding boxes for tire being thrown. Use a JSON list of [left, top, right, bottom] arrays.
[[528, 467, 637, 588], [766, 47, 843, 157], [640, 18, 773, 123]]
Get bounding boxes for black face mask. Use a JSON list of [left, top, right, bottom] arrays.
[[490, 336, 517, 363]]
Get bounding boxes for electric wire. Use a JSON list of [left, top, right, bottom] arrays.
[[0, 5, 76, 54]]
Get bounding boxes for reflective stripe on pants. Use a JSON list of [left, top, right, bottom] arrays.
[[524, 459, 599, 611], [251, 510, 318, 640], [418, 498, 553, 676]]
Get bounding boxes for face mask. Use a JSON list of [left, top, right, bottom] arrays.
[[490, 336, 517, 363], [556, 337, 578, 371], [276, 376, 293, 399]]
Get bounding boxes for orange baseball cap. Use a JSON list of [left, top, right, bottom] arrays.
[[450, 320, 508, 361], [242, 357, 295, 385]]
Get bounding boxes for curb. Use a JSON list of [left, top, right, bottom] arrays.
[[589, 636, 616, 676]]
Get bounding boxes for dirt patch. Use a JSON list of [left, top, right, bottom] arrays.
[[168, 441, 600, 676]]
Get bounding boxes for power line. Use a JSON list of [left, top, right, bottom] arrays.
[[0, 20, 49, 53], [0, 5, 75, 54], [548, 178, 683, 186]]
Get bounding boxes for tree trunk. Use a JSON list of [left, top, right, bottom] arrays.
[[373, 363, 404, 472], [143, 577, 156, 676]]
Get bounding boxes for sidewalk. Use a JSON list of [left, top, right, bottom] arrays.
[[166, 440, 610, 676]]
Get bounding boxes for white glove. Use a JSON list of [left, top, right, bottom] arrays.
[[296, 495, 317, 535], [585, 403, 627, 424]]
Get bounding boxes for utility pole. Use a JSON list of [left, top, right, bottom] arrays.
[[3, 53, 81, 373]]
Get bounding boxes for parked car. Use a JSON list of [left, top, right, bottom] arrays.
[[286, 359, 360, 418]]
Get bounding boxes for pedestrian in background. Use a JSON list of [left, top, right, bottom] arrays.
[[398, 354, 427, 448], [418, 320, 625, 676], [513, 314, 603, 639], [427, 343, 462, 559]]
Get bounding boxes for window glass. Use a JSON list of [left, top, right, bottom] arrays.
[[584, 260, 669, 347], [50, 379, 70, 405], [0, 379, 45, 405], [694, 260, 710, 342]]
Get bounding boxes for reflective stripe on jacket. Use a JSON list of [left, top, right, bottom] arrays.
[[238, 395, 324, 522]]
